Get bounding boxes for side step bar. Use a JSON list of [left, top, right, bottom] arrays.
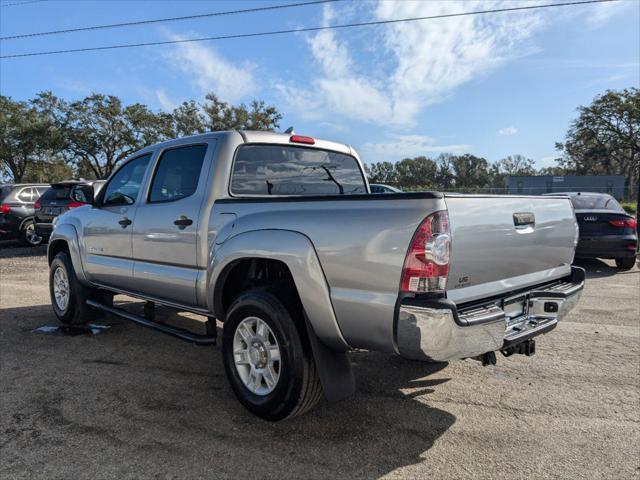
[[86, 299, 217, 345]]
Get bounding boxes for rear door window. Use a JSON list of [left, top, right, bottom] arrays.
[[148, 145, 207, 203], [231, 145, 366, 196]]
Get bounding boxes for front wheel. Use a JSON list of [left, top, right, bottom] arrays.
[[19, 220, 43, 246], [49, 251, 103, 325], [615, 257, 636, 270], [222, 288, 322, 421]]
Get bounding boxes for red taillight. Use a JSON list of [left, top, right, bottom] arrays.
[[0, 204, 10, 214], [289, 135, 315, 145], [67, 202, 87, 209], [610, 218, 637, 229], [627, 244, 637, 251], [34, 201, 41, 210], [400, 211, 451, 293]]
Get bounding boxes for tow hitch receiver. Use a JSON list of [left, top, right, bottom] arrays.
[[501, 339, 536, 357]]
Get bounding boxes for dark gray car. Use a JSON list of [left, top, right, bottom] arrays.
[[0, 183, 50, 246]]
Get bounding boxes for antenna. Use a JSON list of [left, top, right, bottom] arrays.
[[284, 126, 295, 134]]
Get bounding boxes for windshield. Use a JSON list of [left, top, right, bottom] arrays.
[[570, 194, 624, 211], [231, 145, 367, 196]]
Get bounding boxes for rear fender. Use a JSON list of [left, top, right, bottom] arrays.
[[208, 229, 349, 352], [209, 229, 355, 401]]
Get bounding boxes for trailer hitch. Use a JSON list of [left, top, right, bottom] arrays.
[[501, 339, 536, 357]]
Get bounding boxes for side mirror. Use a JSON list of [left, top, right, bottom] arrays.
[[104, 191, 134, 206], [70, 184, 95, 205]]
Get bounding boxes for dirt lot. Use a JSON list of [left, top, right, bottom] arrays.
[[0, 244, 638, 480]]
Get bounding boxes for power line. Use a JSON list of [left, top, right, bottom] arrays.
[[0, 0, 339, 40], [0, 0, 46, 7], [0, 0, 618, 59]]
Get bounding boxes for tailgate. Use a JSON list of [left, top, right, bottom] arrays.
[[444, 195, 578, 304]]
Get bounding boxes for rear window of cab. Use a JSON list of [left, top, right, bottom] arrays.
[[230, 144, 367, 196]]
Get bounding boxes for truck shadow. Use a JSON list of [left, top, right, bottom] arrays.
[[0, 241, 47, 258], [3, 303, 456, 479]]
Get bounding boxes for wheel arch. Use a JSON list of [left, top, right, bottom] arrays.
[[47, 223, 89, 284], [18, 215, 35, 231]]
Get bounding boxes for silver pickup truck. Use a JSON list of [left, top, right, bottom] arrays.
[[47, 131, 585, 420]]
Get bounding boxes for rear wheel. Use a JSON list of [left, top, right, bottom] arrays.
[[615, 257, 636, 270], [222, 288, 322, 421], [49, 251, 104, 325], [19, 220, 42, 246]]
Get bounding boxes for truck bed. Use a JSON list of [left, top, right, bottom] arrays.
[[212, 192, 578, 353]]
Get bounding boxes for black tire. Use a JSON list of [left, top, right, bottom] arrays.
[[19, 219, 43, 247], [49, 251, 104, 325], [222, 288, 322, 421], [615, 257, 636, 270]]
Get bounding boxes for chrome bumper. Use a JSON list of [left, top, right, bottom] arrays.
[[396, 267, 585, 362]]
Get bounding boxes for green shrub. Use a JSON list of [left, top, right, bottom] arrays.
[[621, 202, 637, 215]]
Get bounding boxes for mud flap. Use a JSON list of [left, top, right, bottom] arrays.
[[304, 316, 355, 402]]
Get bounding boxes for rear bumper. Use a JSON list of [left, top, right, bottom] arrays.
[[35, 222, 53, 239], [395, 266, 585, 362], [575, 235, 637, 259]]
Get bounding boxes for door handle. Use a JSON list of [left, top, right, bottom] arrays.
[[174, 216, 193, 229], [118, 217, 132, 228]]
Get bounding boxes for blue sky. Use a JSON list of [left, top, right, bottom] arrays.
[[1, 0, 638, 168]]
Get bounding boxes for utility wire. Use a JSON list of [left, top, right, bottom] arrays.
[[0, 0, 618, 59], [0, 0, 46, 7], [0, 0, 339, 40]]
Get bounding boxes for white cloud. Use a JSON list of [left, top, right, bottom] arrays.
[[537, 155, 560, 169], [164, 32, 256, 102], [279, 1, 547, 126], [361, 134, 470, 162], [584, 0, 631, 27], [155, 88, 177, 111], [498, 126, 518, 136]]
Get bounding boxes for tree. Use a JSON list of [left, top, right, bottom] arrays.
[[450, 154, 490, 190], [164, 94, 282, 138], [537, 165, 567, 176], [394, 156, 438, 188], [202, 94, 282, 131], [61, 93, 169, 178], [489, 154, 536, 188], [556, 88, 639, 190], [365, 161, 398, 185], [22, 159, 73, 183], [434, 154, 456, 189], [0, 94, 64, 183], [494, 155, 536, 175], [168, 100, 207, 137]]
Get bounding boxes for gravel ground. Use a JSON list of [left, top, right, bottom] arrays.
[[0, 244, 638, 479]]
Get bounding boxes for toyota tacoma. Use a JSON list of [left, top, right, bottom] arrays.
[[47, 131, 585, 420]]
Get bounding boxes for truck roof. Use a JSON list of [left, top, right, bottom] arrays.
[[146, 130, 353, 156]]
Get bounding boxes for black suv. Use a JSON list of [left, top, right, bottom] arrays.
[[0, 183, 50, 246], [34, 180, 105, 241]]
